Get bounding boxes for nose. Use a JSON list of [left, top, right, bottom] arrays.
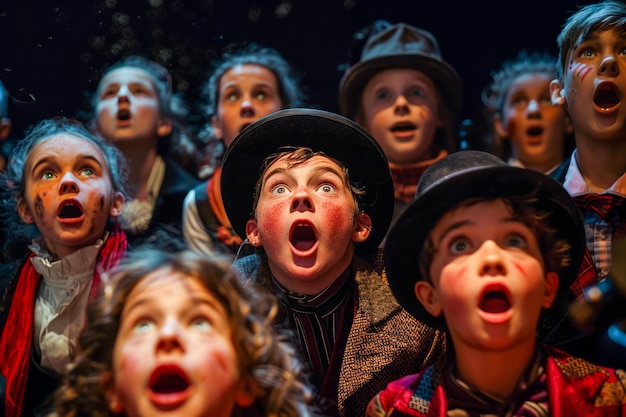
[[116, 85, 130, 101], [59, 172, 80, 195], [477, 240, 507, 277], [526, 99, 541, 116], [240, 99, 255, 118], [291, 186, 313, 212], [156, 318, 185, 353], [598, 55, 619, 77], [393, 95, 410, 116]]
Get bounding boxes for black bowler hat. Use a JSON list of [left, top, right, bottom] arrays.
[[338, 22, 463, 121], [384, 150, 585, 330], [221, 108, 394, 259]]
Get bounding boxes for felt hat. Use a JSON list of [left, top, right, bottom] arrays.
[[384, 150, 585, 330], [221, 108, 394, 259], [338, 22, 463, 120]]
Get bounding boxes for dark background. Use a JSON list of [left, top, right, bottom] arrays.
[[0, 0, 597, 139]]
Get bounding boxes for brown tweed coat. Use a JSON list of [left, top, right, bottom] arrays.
[[233, 253, 446, 417]]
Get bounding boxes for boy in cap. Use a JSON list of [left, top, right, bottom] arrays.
[[366, 150, 626, 416], [338, 21, 463, 225], [547, 1, 626, 365], [221, 108, 445, 417]]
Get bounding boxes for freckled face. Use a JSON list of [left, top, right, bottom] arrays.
[[18, 134, 122, 259], [213, 64, 284, 148], [96, 67, 164, 146], [425, 200, 556, 351], [561, 29, 626, 141], [106, 270, 251, 417], [358, 68, 441, 165], [249, 155, 359, 294], [499, 73, 569, 171]]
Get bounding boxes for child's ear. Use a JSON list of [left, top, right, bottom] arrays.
[[156, 118, 173, 137], [101, 371, 124, 414], [235, 376, 258, 408], [550, 79, 566, 107], [542, 271, 559, 308], [564, 114, 574, 135], [0, 117, 12, 141], [109, 191, 125, 218], [414, 280, 443, 318], [352, 212, 372, 243], [17, 198, 34, 224], [245, 219, 262, 247], [493, 113, 508, 139], [211, 115, 223, 140]]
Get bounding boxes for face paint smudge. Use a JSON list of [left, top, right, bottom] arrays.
[[34, 194, 44, 220]]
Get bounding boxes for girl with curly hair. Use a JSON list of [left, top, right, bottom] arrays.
[[53, 248, 316, 417]]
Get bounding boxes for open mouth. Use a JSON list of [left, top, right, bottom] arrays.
[[390, 122, 417, 133], [117, 109, 131, 121], [594, 82, 621, 110], [57, 201, 84, 220], [290, 222, 317, 251], [148, 364, 191, 407], [526, 126, 544, 137], [479, 288, 511, 314]]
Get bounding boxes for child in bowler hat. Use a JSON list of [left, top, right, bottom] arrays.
[[338, 21, 463, 226], [366, 150, 626, 416], [220, 108, 446, 417]]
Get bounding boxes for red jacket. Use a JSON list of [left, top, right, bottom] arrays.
[[367, 346, 626, 417]]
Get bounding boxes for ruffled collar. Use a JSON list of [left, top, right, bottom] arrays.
[[28, 233, 106, 283]]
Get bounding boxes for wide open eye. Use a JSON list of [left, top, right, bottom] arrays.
[[503, 233, 527, 249], [449, 237, 472, 255]]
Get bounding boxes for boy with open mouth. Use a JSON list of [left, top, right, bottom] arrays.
[[367, 150, 626, 416], [221, 108, 446, 417]]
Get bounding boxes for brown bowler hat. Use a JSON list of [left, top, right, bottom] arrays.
[[338, 22, 463, 121]]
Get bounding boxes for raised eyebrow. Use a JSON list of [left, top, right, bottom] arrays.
[[262, 166, 289, 185], [30, 156, 57, 175], [32, 154, 104, 175], [435, 219, 473, 246], [79, 154, 106, 170], [314, 165, 345, 182]]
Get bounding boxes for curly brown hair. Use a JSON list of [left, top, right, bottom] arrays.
[[52, 248, 314, 417]]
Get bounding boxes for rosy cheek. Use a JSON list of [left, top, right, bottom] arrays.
[[258, 200, 287, 236], [320, 203, 351, 230]]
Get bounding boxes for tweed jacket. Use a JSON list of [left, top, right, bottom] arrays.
[[234, 253, 446, 417], [366, 346, 626, 417]]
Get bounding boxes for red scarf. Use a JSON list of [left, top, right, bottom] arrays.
[[0, 228, 127, 417]]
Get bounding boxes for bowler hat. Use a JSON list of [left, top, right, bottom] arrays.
[[338, 22, 463, 121], [384, 150, 585, 330], [221, 108, 394, 259]]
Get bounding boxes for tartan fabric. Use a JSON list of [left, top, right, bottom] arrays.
[[570, 194, 626, 299]]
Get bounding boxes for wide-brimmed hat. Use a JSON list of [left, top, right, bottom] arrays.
[[338, 22, 463, 121], [384, 150, 585, 330], [221, 108, 394, 259]]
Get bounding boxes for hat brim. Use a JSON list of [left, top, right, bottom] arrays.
[[339, 54, 463, 120], [384, 165, 585, 330], [221, 108, 394, 259]]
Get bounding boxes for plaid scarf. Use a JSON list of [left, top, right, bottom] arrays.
[[0, 227, 127, 417]]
